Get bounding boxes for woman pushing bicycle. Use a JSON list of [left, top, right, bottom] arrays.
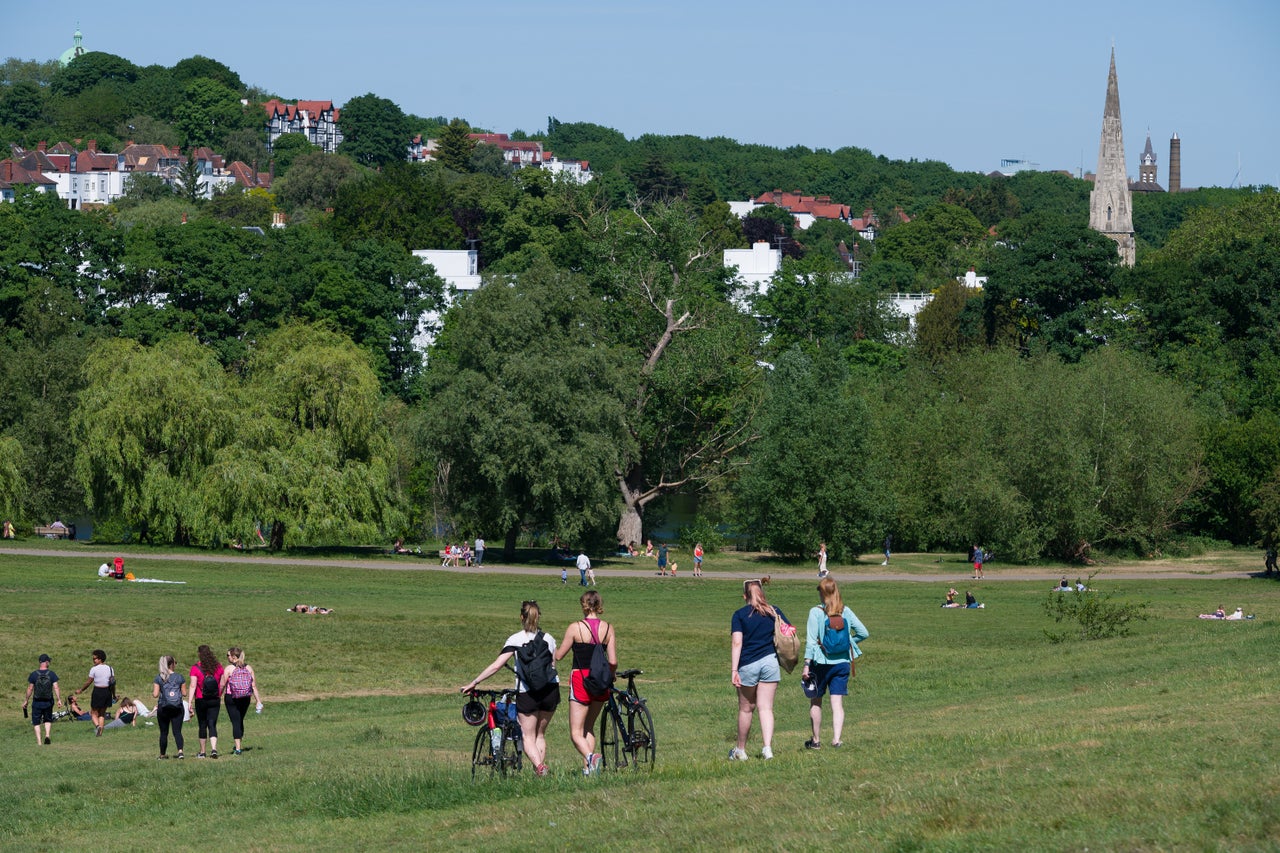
[[555, 590, 618, 776], [460, 600, 560, 777]]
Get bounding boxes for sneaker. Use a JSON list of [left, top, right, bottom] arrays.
[[728, 747, 748, 761], [804, 739, 821, 750], [535, 764, 549, 777], [761, 746, 774, 760], [177, 751, 184, 759], [43, 736, 51, 745], [233, 748, 242, 755], [211, 750, 219, 759], [588, 753, 601, 775], [830, 742, 843, 748], [197, 752, 207, 758], [157, 755, 169, 760]]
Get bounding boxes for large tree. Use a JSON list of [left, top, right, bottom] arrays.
[[338, 92, 410, 168]]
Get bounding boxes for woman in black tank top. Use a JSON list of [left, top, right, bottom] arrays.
[[555, 590, 617, 776]]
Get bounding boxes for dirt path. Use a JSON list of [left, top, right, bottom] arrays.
[[2, 546, 1268, 583]]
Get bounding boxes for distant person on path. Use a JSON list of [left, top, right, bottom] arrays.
[[220, 647, 263, 755], [729, 579, 785, 761], [577, 549, 591, 587], [555, 590, 617, 776], [657, 543, 669, 576], [24, 653, 62, 745], [693, 543, 704, 577], [972, 546, 985, 579], [72, 649, 114, 737], [152, 655, 186, 759], [190, 644, 224, 758], [2, 519, 13, 539], [1265, 548, 1277, 574], [882, 534, 892, 566], [460, 600, 561, 777], [802, 577, 867, 750], [475, 536, 485, 566], [817, 543, 828, 578]]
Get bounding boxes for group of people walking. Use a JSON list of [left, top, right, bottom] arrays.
[[730, 576, 868, 759], [460, 590, 617, 777], [23, 646, 263, 759]]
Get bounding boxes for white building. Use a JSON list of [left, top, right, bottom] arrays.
[[412, 249, 482, 348]]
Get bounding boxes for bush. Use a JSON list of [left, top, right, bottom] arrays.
[[677, 516, 725, 553], [1042, 573, 1150, 642]]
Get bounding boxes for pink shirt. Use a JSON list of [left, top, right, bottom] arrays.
[[190, 663, 225, 699]]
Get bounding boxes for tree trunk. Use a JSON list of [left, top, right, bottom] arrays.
[[503, 523, 519, 562], [270, 520, 285, 551], [617, 501, 643, 551]]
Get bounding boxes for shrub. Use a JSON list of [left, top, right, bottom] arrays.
[[1042, 573, 1150, 642], [677, 516, 725, 553]]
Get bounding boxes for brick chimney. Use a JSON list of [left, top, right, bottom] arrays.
[[87, 139, 97, 153], [37, 141, 47, 152]]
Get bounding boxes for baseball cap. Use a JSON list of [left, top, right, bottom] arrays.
[[38, 653, 51, 662]]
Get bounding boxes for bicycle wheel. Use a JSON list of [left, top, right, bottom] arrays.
[[626, 701, 656, 769], [471, 726, 496, 778], [598, 702, 624, 770], [498, 722, 522, 775]]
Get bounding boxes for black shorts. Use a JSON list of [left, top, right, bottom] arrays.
[[31, 702, 54, 724], [90, 686, 113, 711], [516, 684, 561, 714]]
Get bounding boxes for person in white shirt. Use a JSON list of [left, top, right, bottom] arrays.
[[576, 550, 591, 587]]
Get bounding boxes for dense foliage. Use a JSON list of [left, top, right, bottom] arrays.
[[2, 49, 1278, 559]]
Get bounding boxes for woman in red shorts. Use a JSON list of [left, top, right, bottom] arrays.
[[555, 590, 617, 776]]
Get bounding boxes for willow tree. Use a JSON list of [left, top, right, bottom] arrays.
[[73, 335, 231, 545], [194, 322, 400, 549]]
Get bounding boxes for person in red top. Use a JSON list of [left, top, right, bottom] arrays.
[[190, 644, 224, 758], [112, 556, 125, 580], [693, 543, 704, 577]]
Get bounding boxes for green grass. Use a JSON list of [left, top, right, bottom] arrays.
[[1, 547, 1278, 850]]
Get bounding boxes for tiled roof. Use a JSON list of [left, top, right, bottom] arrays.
[[0, 159, 57, 187]]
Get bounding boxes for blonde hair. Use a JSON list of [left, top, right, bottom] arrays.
[[743, 580, 772, 616], [227, 647, 246, 667], [818, 576, 844, 617], [521, 600, 542, 632], [158, 655, 175, 678]]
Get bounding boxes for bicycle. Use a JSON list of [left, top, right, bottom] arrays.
[[463, 687, 523, 778], [597, 668, 655, 771]]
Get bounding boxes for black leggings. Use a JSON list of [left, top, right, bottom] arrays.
[[157, 705, 184, 755], [224, 695, 251, 740], [195, 697, 220, 739]]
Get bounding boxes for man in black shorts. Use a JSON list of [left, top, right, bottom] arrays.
[[24, 654, 62, 746]]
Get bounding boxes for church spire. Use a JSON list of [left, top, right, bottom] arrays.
[[1088, 48, 1135, 266]]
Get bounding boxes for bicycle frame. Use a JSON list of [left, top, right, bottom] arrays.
[[597, 669, 655, 771]]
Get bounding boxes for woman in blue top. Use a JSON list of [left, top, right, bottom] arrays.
[[802, 577, 868, 750], [729, 579, 786, 761]]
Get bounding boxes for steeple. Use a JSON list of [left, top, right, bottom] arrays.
[[1088, 48, 1135, 266]]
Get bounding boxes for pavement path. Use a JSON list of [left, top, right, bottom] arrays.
[[2, 546, 1268, 583]]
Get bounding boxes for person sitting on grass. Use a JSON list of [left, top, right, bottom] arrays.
[[289, 604, 334, 614], [942, 588, 961, 608]]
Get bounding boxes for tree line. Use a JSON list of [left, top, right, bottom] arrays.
[[2, 50, 1278, 560]]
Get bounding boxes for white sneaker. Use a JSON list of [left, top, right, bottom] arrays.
[[728, 747, 748, 761], [881, 561, 888, 566], [761, 746, 773, 760]]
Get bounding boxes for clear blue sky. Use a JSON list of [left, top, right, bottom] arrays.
[[13, 0, 1279, 190]]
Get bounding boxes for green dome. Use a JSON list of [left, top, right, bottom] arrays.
[[58, 28, 84, 67]]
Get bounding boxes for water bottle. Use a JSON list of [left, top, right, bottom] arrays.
[[490, 727, 502, 752], [255, 702, 263, 714]]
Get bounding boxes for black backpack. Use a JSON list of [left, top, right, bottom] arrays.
[[32, 670, 54, 702], [516, 631, 556, 692], [201, 669, 219, 700], [582, 621, 614, 695]]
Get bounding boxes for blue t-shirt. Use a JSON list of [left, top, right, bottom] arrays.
[[732, 604, 787, 667]]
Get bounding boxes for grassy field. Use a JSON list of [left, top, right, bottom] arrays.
[[1, 545, 1278, 851]]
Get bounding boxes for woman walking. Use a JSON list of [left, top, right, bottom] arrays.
[[729, 579, 786, 760], [220, 647, 263, 755], [190, 644, 224, 758], [459, 600, 561, 776], [555, 590, 618, 775], [72, 649, 114, 737], [802, 577, 868, 750], [817, 543, 829, 578], [152, 655, 186, 759]]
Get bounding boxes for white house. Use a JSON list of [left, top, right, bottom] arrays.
[[412, 249, 483, 348], [723, 241, 782, 303]]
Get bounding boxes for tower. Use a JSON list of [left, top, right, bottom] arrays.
[[1088, 48, 1136, 267], [1139, 133, 1157, 185], [1168, 133, 1181, 193]]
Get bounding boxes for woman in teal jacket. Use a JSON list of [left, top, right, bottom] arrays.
[[801, 576, 868, 749]]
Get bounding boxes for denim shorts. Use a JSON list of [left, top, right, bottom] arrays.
[[738, 654, 780, 686]]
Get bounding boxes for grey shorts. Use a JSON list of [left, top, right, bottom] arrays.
[[738, 654, 780, 687]]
